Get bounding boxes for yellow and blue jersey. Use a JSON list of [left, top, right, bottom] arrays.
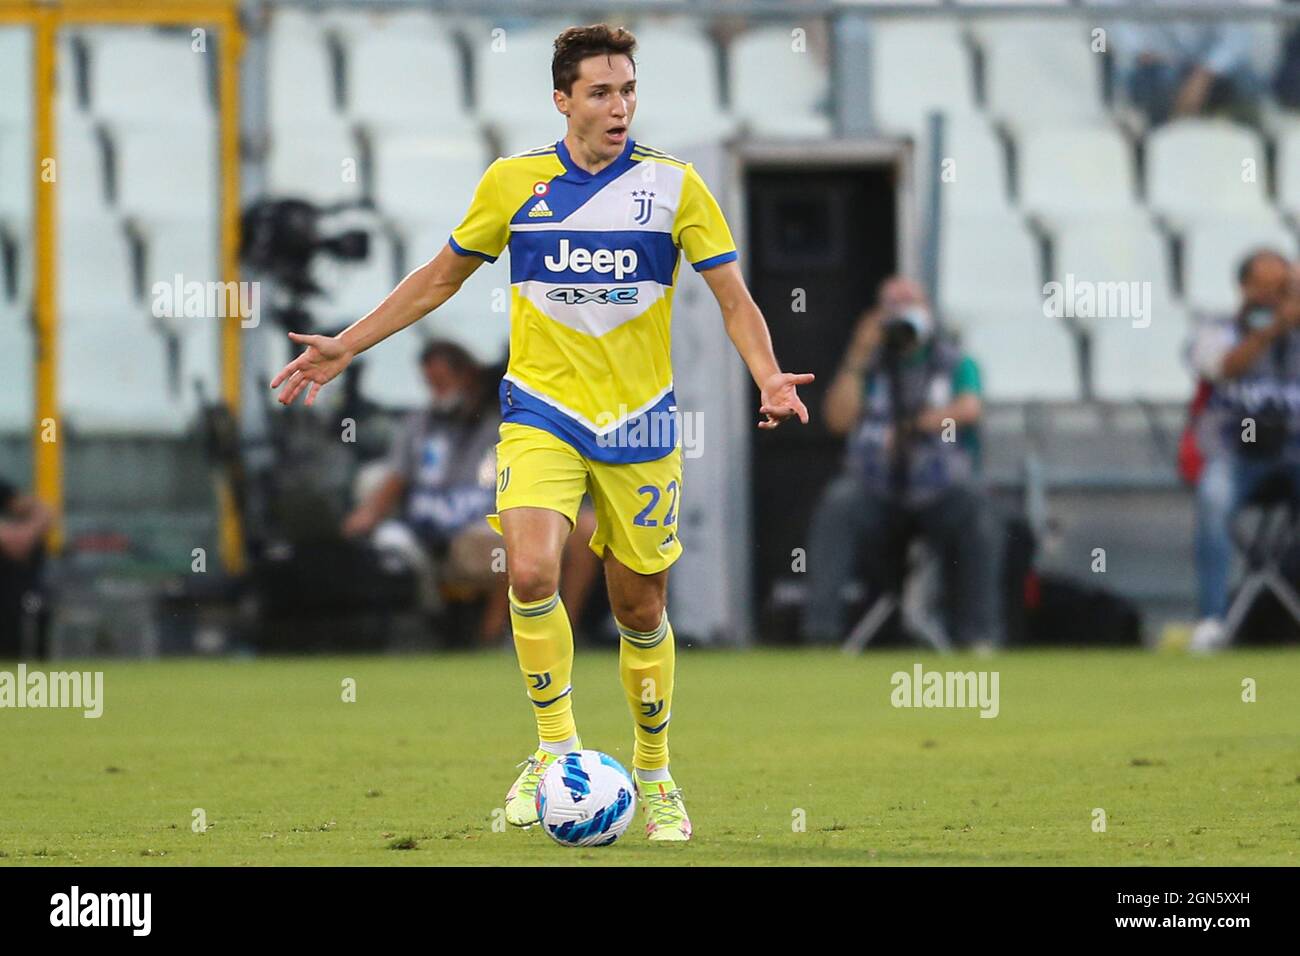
[[448, 138, 737, 463]]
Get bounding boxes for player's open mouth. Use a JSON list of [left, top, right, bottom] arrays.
[[606, 126, 627, 143]]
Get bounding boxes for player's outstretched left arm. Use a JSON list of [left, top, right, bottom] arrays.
[[699, 261, 814, 430]]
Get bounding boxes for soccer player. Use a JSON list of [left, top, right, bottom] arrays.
[[269, 23, 813, 842]]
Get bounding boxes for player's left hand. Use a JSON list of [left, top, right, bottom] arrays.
[[758, 371, 815, 429]]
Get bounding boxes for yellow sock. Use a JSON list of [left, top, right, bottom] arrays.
[[509, 587, 577, 744], [616, 611, 675, 771]]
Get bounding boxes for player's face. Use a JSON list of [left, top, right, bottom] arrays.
[[557, 54, 636, 159]]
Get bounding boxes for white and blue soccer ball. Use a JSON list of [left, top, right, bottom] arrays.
[[535, 749, 637, 847]]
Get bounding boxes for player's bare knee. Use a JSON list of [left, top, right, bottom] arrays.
[[611, 595, 665, 634], [508, 557, 561, 603]]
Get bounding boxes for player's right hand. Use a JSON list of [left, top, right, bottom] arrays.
[[269, 332, 353, 407]]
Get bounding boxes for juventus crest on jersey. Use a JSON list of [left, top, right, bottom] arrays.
[[448, 138, 737, 463]]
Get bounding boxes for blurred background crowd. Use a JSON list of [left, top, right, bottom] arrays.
[[5, 0, 1300, 657]]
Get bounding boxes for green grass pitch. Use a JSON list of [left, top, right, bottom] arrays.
[[2, 648, 1297, 866]]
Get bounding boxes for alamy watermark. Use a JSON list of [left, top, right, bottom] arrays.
[[152, 274, 261, 328], [1042, 274, 1151, 329], [595, 405, 704, 459], [890, 663, 999, 718], [0, 665, 103, 718]]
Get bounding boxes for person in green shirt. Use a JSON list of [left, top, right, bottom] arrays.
[[801, 276, 1000, 649]]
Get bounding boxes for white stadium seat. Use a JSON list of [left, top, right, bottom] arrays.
[[58, 215, 134, 315], [1090, 302, 1193, 401], [976, 21, 1104, 131], [0, 298, 33, 432], [268, 10, 338, 128], [1019, 124, 1138, 227], [345, 20, 476, 140], [473, 24, 565, 156], [939, 212, 1041, 318], [925, 115, 1011, 217], [142, 220, 222, 415], [404, 223, 510, 367], [60, 307, 185, 435], [59, 218, 183, 434], [266, 120, 364, 205], [372, 134, 490, 235], [1051, 217, 1176, 327], [730, 25, 832, 138], [1273, 124, 1300, 222], [115, 126, 217, 224], [0, 29, 31, 127], [1182, 218, 1299, 316], [0, 123, 32, 235], [356, 328, 429, 409], [627, 22, 736, 150], [55, 102, 112, 220], [957, 299, 1082, 401], [868, 20, 976, 136], [85, 28, 211, 128], [1146, 119, 1273, 227]]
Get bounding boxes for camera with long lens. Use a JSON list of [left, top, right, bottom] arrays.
[[882, 305, 930, 356]]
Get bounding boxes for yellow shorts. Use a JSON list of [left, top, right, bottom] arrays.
[[485, 422, 684, 575]]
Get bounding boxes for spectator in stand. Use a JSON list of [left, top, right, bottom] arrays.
[[1101, 0, 1264, 126]]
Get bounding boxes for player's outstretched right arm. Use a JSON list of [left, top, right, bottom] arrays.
[[269, 243, 483, 407]]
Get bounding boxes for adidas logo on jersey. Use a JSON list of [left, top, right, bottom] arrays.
[[528, 199, 553, 218]]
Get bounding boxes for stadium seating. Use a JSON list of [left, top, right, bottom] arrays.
[[939, 211, 1042, 320], [373, 134, 489, 240], [1145, 119, 1274, 227], [1018, 124, 1138, 228], [1272, 123, 1300, 222], [977, 21, 1105, 132], [730, 24, 832, 137], [0, 301, 33, 432], [84, 28, 213, 129], [1051, 218, 1176, 326], [626, 20, 735, 149], [472, 23, 566, 155], [1182, 218, 1300, 315], [926, 115, 1012, 217], [344, 17, 476, 140], [58, 216, 185, 434], [267, 10, 338, 128], [957, 298, 1082, 401], [356, 328, 430, 408], [266, 119, 365, 205], [142, 221, 222, 417], [867, 20, 976, 136], [1090, 303, 1193, 402]]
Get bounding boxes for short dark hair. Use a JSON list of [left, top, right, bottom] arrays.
[[1238, 248, 1287, 286], [419, 339, 477, 375], [552, 23, 637, 95]]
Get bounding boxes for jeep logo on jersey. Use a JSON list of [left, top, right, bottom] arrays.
[[543, 238, 638, 280], [546, 287, 640, 305]]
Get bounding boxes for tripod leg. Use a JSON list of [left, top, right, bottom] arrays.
[[842, 594, 897, 655]]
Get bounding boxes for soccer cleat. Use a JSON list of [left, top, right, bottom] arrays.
[[640, 777, 692, 842], [504, 744, 575, 827]]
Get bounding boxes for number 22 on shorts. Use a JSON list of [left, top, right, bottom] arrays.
[[632, 480, 678, 527]]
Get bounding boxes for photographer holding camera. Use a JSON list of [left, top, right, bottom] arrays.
[[799, 276, 1000, 649], [1190, 249, 1300, 652]]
